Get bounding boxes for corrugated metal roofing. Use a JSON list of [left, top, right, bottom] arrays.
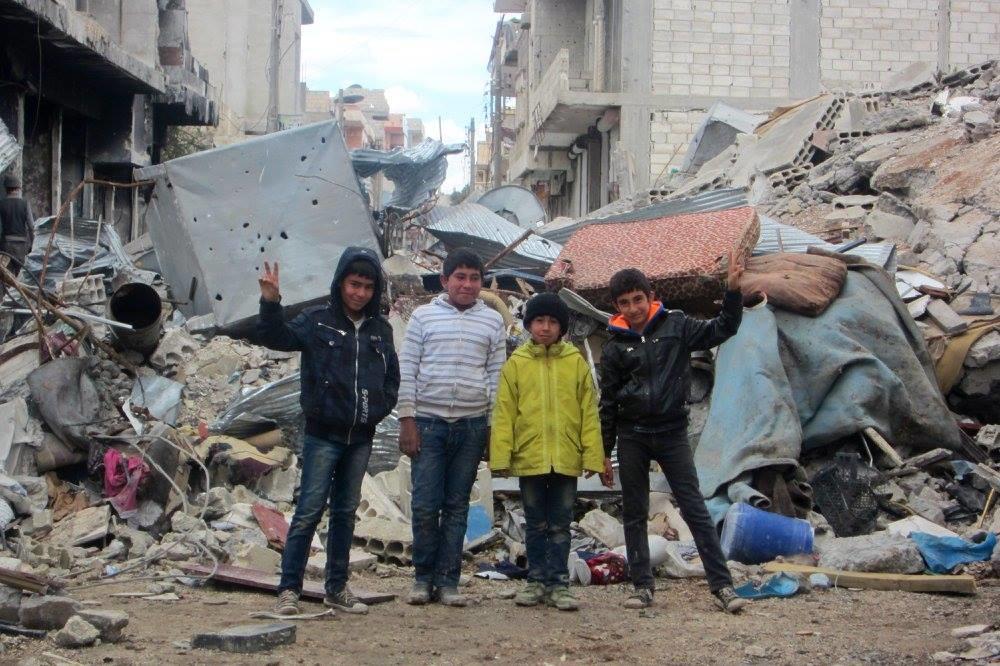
[[423, 202, 562, 273], [351, 139, 465, 211], [0, 118, 20, 173], [755, 214, 896, 268], [538, 188, 749, 245]]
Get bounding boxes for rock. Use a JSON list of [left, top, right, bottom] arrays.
[[20, 510, 52, 538], [745, 645, 767, 658], [963, 228, 1000, 294], [19, 595, 82, 630], [862, 107, 931, 133], [952, 624, 991, 639], [114, 525, 156, 558], [958, 360, 1000, 398], [232, 543, 281, 572], [854, 146, 896, 176], [191, 622, 296, 653], [54, 615, 100, 648], [966, 332, 1000, 369], [196, 486, 235, 520], [816, 532, 925, 573], [171, 512, 209, 534], [0, 585, 21, 623], [823, 206, 868, 223], [150, 328, 200, 370], [864, 211, 915, 242], [963, 110, 995, 141], [875, 192, 916, 220], [183, 338, 246, 381], [184, 313, 217, 336], [76, 610, 129, 643], [256, 465, 298, 504], [871, 135, 957, 192], [909, 486, 949, 526]]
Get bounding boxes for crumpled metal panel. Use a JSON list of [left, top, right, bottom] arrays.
[[21, 216, 134, 291], [422, 202, 561, 273], [351, 139, 465, 210], [135, 121, 377, 333], [0, 118, 20, 173]]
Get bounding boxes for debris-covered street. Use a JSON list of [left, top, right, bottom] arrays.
[[1, 1, 1000, 664]]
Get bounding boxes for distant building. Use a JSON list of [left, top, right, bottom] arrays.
[[488, 0, 1000, 219], [405, 118, 425, 147], [303, 89, 333, 124]]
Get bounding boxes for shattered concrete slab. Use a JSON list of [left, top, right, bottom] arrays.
[[136, 121, 378, 333]]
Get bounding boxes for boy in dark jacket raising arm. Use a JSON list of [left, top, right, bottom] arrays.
[[256, 247, 400, 616], [599, 251, 747, 613]]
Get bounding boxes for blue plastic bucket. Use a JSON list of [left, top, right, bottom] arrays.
[[720, 502, 814, 564]]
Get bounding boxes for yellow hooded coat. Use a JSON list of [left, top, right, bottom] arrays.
[[490, 340, 604, 477]]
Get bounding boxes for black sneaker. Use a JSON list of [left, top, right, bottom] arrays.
[[324, 587, 369, 615], [713, 586, 747, 614]]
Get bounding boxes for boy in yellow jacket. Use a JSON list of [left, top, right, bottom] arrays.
[[491, 293, 611, 611]]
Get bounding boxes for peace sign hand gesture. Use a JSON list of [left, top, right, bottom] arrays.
[[726, 250, 745, 291], [259, 261, 281, 302]]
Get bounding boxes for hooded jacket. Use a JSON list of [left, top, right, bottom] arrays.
[[256, 246, 400, 443], [598, 291, 742, 455], [490, 340, 605, 477]]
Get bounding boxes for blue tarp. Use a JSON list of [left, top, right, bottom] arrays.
[[911, 532, 997, 573], [696, 264, 963, 524]]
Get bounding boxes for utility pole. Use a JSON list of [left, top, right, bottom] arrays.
[[438, 116, 443, 142], [468, 117, 476, 192], [491, 38, 503, 187], [266, 0, 283, 133]]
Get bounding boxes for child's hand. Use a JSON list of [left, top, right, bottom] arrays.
[[600, 457, 614, 489]]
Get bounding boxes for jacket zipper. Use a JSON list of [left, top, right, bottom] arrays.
[[641, 335, 655, 417], [347, 320, 363, 445]]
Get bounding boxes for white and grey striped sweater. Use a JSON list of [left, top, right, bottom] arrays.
[[397, 294, 507, 421]]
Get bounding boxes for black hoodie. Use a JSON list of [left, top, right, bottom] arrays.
[[256, 246, 401, 443]]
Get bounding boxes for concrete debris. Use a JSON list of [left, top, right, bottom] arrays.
[[54, 615, 101, 648], [76, 609, 130, 643], [816, 533, 926, 574], [18, 595, 82, 630], [191, 621, 297, 653]]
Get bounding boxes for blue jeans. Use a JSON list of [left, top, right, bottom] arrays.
[[410, 415, 488, 589], [278, 433, 371, 595], [519, 472, 576, 589]]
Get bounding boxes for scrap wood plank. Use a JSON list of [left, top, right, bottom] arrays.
[[179, 563, 395, 604], [762, 562, 977, 595], [0, 566, 56, 594], [863, 427, 905, 468]]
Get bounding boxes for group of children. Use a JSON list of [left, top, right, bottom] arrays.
[[256, 246, 747, 617]]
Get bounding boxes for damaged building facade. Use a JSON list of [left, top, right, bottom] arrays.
[[0, 0, 216, 241], [489, 0, 1000, 218]]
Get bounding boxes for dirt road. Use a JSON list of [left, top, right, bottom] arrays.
[[4, 568, 996, 665]]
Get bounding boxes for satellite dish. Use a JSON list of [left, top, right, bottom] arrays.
[[475, 185, 547, 229]]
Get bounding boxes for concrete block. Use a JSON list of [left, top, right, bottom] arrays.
[[966, 331, 1000, 369], [19, 595, 82, 630], [233, 543, 282, 573], [0, 585, 21, 623], [864, 210, 916, 242], [817, 532, 925, 574], [192, 622, 296, 653], [77, 610, 129, 643], [54, 616, 100, 648]]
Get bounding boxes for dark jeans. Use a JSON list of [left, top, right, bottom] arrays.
[[618, 427, 732, 592], [519, 472, 576, 589], [278, 433, 371, 595], [410, 415, 488, 589]]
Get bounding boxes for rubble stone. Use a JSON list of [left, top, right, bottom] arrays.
[[191, 622, 296, 653], [966, 332, 1000, 369], [963, 110, 995, 141], [0, 585, 21, 623], [864, 211, 915, 242], [854, 145, 897, 175], [233, 543, 281, 572], [909, 487, 949, 526], [862, 107, 931, 134], [197, 486, 235, 520], [958, 361, 1000, 398], [76, 610, 129, 643], [20, 510, 52, 538], [833, 194, 878, 209], [823, 206, 867, 223], [816, 532, 925, 574], [874, 192, 915, 221], [54, 615, 100, 648], [150, 328, 200, 370], [19, 595, 82, 630]]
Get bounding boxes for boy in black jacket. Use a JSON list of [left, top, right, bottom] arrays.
[[599, 251, 746, 613], [256, 246, 400, 616]]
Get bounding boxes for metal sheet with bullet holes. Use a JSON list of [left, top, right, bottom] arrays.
[[135, 121, 378, 333]]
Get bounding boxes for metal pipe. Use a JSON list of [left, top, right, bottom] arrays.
[[107, 282, 163, 355], [8, 309, 134, 330]]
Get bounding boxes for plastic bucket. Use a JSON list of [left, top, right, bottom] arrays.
[[720, 502, 814, 564]]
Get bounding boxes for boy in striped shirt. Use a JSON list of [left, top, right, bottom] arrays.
[[397, 248, 507, 607]]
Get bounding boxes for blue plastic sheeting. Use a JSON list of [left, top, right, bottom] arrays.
[[734, 572, 801, 599], [696, 264, 962, 525], [910, 532, 997, 573], [351, 139, 464, 210]]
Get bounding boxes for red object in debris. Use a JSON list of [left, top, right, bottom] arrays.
[[252, 503, 289, 551], [545, 206, 760, 306], [197, 421, 210, 441]]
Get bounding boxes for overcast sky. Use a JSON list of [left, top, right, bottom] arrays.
[[301, 1, 500, 193]]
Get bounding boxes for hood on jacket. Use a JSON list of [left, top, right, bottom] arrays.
[[330, 246, 384, 319], [608, 300, 666, 337]]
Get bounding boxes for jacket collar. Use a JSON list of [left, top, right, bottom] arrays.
[[432, 293, 485, 314], [516, 340, 572, 358], [608, 301, 666, 338]]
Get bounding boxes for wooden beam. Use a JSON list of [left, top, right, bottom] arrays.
[[762, 562, 977, 595], [863, 427, 904, 468]]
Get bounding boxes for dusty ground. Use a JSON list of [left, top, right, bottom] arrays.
[[3, 567, 997, 665]]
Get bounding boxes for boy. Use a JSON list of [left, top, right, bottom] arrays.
[[397, 248, 507, 607], [491, 293, 611, 611], [0, 175, 34, 274], [599, 251, 747, 613], [256, 247, 400, 616]]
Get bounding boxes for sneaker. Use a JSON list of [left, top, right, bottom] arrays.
[[547, 586, 579, 612], [713, 586, 747, 614], [514, 582, 547, 607], [407, 582, 433, 606], [623, 587, 654, 609], [436, 586, 469, 607], [273, 589, 300, 616], [324, 587, 369, 615]]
